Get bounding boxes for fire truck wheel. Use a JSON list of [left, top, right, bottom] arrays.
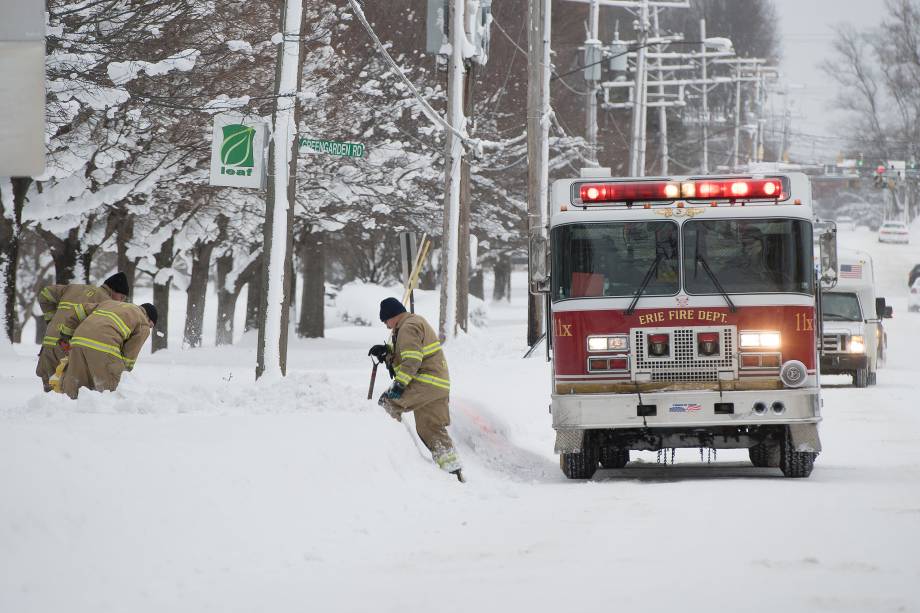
[[598, 446, 630, 469], [854, 368, 869, 388], [779, 427, 816, 478], [559, 448, 599, 480], [748, 442, 780, 468], [868, 370, 877, 386]]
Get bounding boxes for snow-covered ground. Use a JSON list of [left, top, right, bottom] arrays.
[[2, 225, 920, 613]]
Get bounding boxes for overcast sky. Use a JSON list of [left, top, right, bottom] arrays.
[[774, 0, 884, 162]]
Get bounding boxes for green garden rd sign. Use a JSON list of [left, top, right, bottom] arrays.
[[299, 138, 365, 158]]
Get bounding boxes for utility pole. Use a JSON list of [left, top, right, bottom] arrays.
[[585, 0, 601, 166], [456, 62, 475, 333], [527, 0, 550, 347], [438, 0, 466, 341], [257, 0, 304, 379], [628, 0, 650, 176], [732, 60, 742, 170], [700, 18, 709, 174], [652, 8, 668, 174]]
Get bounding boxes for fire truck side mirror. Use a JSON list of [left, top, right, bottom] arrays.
[[817, 221, 838, 289], [529, 233, 550, 294]]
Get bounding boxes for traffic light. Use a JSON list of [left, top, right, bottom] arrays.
[[874, 165, 886, 188]]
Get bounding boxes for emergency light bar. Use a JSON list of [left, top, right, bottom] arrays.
[[577, 177, 785, 205]]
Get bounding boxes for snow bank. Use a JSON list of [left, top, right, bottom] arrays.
[[333, 281, 487, 328]]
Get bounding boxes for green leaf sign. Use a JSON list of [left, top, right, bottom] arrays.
[[221, 124, 256, 168]]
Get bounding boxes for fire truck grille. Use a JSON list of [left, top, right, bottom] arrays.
[[822, 334, 843, 352], [632, 327, 737, 382]]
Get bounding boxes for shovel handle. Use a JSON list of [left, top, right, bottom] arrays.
[[367, 361, 379, 400]]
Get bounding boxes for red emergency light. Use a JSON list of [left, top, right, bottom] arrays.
[[578, 178, 784, 204]]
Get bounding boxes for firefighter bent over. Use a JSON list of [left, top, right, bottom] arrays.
[[35, 272, 130, 392], [57, 300, 157, 399], [371, 298, 463, 482]]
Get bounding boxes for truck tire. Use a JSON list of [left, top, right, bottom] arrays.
[[599, 446, 629, 469], [779, 427, 816, 478], [560, 447, 599, 479], [749, 442, 780, 467], [854, 368, 869, 388], [868, 370, 877, 386]]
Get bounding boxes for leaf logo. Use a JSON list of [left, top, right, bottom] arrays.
[[220, 124, 256, 168]]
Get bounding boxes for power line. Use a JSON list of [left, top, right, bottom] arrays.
[[553, 40, 712, 81]]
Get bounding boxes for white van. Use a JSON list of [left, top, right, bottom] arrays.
[[820, 249, 891, 387]]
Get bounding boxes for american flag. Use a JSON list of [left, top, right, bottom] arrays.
[[840, 263, 863, 279], [669, 403, 702, 413]]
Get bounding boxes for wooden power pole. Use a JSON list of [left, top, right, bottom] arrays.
[[526, 0, 550, 347], [257, 0, 305, 379]]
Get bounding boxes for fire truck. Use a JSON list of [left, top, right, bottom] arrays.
[[529, 170, 837, 479]]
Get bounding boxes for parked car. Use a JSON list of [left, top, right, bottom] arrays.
[[878, 221, 910, 244], [836, 216, 856, 231], [910, 278, 920, 312]]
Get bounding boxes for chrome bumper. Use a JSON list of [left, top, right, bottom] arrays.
[[551, 387, 821, 430]]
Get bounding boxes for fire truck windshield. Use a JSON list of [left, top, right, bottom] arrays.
[[552, 221, 680, 300], [682, 218, 814, 295]]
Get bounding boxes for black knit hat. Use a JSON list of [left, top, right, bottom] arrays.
[[103, 272, 129, 296], [141, 303, 158, 326], [379, 297, 407, 322]]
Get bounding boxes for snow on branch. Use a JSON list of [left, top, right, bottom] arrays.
[[108, 49, 202, 86]]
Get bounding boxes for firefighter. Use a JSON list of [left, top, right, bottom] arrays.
[[35, 272, 130, 392], [370, 298, 463, 482], [57, 300, 157, 399]]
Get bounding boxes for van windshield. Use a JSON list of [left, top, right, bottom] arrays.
[[551, 221, 680, 300], [682, 218, 814, 294], [823, 292, 862, 321]]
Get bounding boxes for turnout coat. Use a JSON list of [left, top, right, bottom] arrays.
[[35, 284, 114, 388], [58, 300, 151, 397], [388, 313, 450, 409]]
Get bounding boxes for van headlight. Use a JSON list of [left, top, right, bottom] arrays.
[[849, 335, 865, 354]]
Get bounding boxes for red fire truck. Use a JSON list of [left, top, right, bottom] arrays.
[[530, 170, 837, 479]]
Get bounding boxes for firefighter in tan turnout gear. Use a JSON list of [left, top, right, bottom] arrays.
[[370, 298, 463, 482], [56, 300, 157, 399], [35, 272, 130, 392]]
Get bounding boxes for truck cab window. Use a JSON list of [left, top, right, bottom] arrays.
[[552, 221, 680, 300], [822, 292, 862, 321]]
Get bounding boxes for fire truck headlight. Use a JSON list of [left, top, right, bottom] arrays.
[[587, 335, 629, 352], [848, 335, 866, 353], [780, 360, 807, 388], [740, 331, 781, 349]]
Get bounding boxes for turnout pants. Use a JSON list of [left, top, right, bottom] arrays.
[[61, 346, 125, 399], [405, 396, 461, 472], [36, 345, 67, 392]]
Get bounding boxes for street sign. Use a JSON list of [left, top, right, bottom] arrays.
[[298, 138, 365, 158]]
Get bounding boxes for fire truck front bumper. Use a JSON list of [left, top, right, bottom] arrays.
[[551, 387, 821, 431]]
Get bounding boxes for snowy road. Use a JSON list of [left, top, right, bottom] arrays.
[[2, 227, 920, 612]]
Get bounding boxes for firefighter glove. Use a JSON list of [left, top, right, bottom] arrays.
[[385, 382, 405, 399], [368, 344, 389, 360]]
